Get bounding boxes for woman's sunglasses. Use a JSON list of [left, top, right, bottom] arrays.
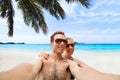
[[66, 43, 74, 48], [55, 39, 67, 44]]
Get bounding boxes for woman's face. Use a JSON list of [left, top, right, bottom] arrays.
[[66, 38, 74, 56]]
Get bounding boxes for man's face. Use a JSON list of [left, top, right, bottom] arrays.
[[51, 34, 67, 54], [66, 39, 74, 56]]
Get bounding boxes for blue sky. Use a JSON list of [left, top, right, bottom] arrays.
[[0, 0, 120, 44]]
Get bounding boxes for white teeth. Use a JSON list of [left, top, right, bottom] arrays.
[[58, 47, 63, 49]]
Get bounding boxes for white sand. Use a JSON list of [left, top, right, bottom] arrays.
[[0, 49, 39, 71], [73, 51, 120, 75], [0, 49, 120, 75]]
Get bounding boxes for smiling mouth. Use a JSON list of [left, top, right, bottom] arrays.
[[58, 46, 64, 49]]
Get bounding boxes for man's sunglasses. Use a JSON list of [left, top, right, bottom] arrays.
[[66, 44, 74, 48], [55, 39, 67, 44]]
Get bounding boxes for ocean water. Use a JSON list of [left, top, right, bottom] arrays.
[[75, 44, 120, 51], [0, 44, 120, 54], [0, 43, 120, 74]]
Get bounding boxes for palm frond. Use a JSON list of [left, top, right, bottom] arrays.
[[65, 0, 90, 8], [34, 0, 65, 20], [7, 2, 14, 36], [16, 0, 47, 34], [0, 0, 14, 37]]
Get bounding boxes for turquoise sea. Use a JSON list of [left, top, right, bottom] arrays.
[[0, 44, 120, 54], [1, 44, 120, 74]]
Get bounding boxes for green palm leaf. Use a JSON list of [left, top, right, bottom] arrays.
[[0, 0, 14, 36], [0, 0, 90, 37]]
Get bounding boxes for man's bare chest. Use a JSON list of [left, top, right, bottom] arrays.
[[39, 60, 70, 80]]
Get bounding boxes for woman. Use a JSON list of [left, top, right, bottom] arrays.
[[62, 37, 75, 80], [64, 38, 120, 80]]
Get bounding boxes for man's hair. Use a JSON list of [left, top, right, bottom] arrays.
[[50, 31, 65, 41]]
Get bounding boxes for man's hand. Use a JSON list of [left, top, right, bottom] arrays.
[[38, 52, 49, 60]]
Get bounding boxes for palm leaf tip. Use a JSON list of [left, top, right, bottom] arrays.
[[81, 0, 91, 8], [65, 0, 91, 8], [41, 22, 48, 35], [8, 30, 13, 37]]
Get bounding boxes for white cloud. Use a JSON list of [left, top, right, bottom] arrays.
[[70, 28, 120, 43], [0, 18, 6, 24], [58, 0, 120, 25], [14, 16, 23, 23], [0, 33, 50, 44], [79, 11, 120, 17], [67, 9, 120, 24], [60, 0, 79, 19], [90, 0, 120, 11]]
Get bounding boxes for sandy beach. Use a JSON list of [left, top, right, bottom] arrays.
[[73, 51, 120, 75], [0, 49, 39, 71], [0, 49, 120, 75]]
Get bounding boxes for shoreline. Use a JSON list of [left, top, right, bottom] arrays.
[[0, 49, 120, 75]]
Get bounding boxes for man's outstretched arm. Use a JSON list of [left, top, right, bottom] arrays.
[[0, 58, 43, 80]]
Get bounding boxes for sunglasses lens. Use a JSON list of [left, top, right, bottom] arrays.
[[71, 44, 74, 47], [66, 45, 69, 48], [66, 44, 74, 48], [55, 39, 67, 44], [55, 39, 61, 44], [63, 40, 67, 44]]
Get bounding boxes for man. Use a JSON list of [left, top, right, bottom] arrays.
[[36, 31, 72, 80]]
